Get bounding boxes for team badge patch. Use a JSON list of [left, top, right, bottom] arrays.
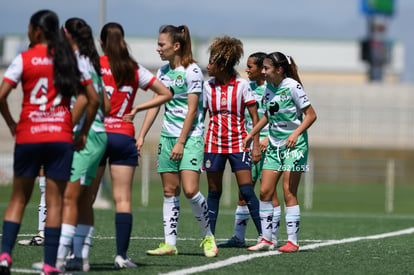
[[205, 159, 211, 169], [175, 75, 184, 87]]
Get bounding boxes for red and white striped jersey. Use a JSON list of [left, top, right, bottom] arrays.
[[3, 44, 73, 144], [203, 76, 255, 153], [100, 55, 156, 137]]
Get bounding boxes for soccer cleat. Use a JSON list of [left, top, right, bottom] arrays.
[[18, 231, 44, 246], [33, 258, 67, 272], [146, 243, 178, 256], [217, 236, 246, 248], [247, 238, 274, 251], [82, 258, 90, 272], [65, 257, 83, 271], [32, 261, 43, 271], [42, 263, 63, 275], [114, 255, 137, 269], [278, 241, 299, 253], [200, 236, 218, 257], [0, 253, 12, 275]]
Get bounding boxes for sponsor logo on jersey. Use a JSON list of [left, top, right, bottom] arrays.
[[268, 101, 280, 116], [31, 57, 52, 66], [101, 68, 112, 75], [191, 79, 202, 89]]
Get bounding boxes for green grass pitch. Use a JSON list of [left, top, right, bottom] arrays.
[[1, 179, 413, 274]]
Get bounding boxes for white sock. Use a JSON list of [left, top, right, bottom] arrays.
[[259, 201, 273, 242], [187, 192, 212, 238], [163, 196, 180, 246], [73, 224, 93, 259], [83, 226, 94, 260], [272, 206, 281, 244], [38, 176, 46, 232], [58, 224, 76, 259], [285, 205, 300, 245], [234, 205, 249, 241]]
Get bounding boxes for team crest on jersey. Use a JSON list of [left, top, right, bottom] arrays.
[[175, 75, 185, 87], [221, 97, 227, 106], [280, 91, 288, 101], [205, 159, 211, 169]]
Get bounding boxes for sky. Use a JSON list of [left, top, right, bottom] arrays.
[[0, 0, 413, 81]]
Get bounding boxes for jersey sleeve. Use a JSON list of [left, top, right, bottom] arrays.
[[186, 64, 203, 94], [3, 54, 23, 87], [242, 80, 255, 106], [203, 81, 210, 109], [137, 65, 156, 90], [291, 82, 311, 110], [76, 54, 93, 86]]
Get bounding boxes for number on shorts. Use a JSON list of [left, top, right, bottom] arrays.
[[158, 143, 162, 155]]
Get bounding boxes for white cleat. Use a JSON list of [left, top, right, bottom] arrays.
[[114, 255, 137, 269], [247, 238, 274, 251]]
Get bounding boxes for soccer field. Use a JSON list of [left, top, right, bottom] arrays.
[[1, 181, 413, 275]]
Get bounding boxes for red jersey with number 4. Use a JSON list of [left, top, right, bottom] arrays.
[[3, 44, 73, 144], [203, 76, 255, 153], [100, 56, 156, 137]]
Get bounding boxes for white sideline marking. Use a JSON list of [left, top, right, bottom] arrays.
[[9, 269, 38, 274], [10, 227, 414, 275], [159, 227, 414, 275], [14, 234, 326, 243]]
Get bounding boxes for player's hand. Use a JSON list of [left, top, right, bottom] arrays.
[[136, 136, 144, 151], [170, 142, 184, 161], [123, 112, 135, 122], [243, 135, 252, 150], [135, 137, 144, 161], [286, 133, 299, 148], [251, 143, 262, 164], [74, 133, 87, 151], [260, 136, 269, 152]]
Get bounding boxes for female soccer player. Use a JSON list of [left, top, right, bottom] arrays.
[[203, 36, 263, 242], [91, 22, 172, 268], [56, 17, 109, 272], [218, 52, 278, 248], [131, 25, 218, 257], [0, 10, 88, 275], [244, 52, 317, 252]]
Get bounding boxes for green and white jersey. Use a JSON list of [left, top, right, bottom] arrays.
[[157, 63, 204, 137], [264, 77, 311, 148], [244, 81, 268, 141], [73, 51, 105, 133]]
